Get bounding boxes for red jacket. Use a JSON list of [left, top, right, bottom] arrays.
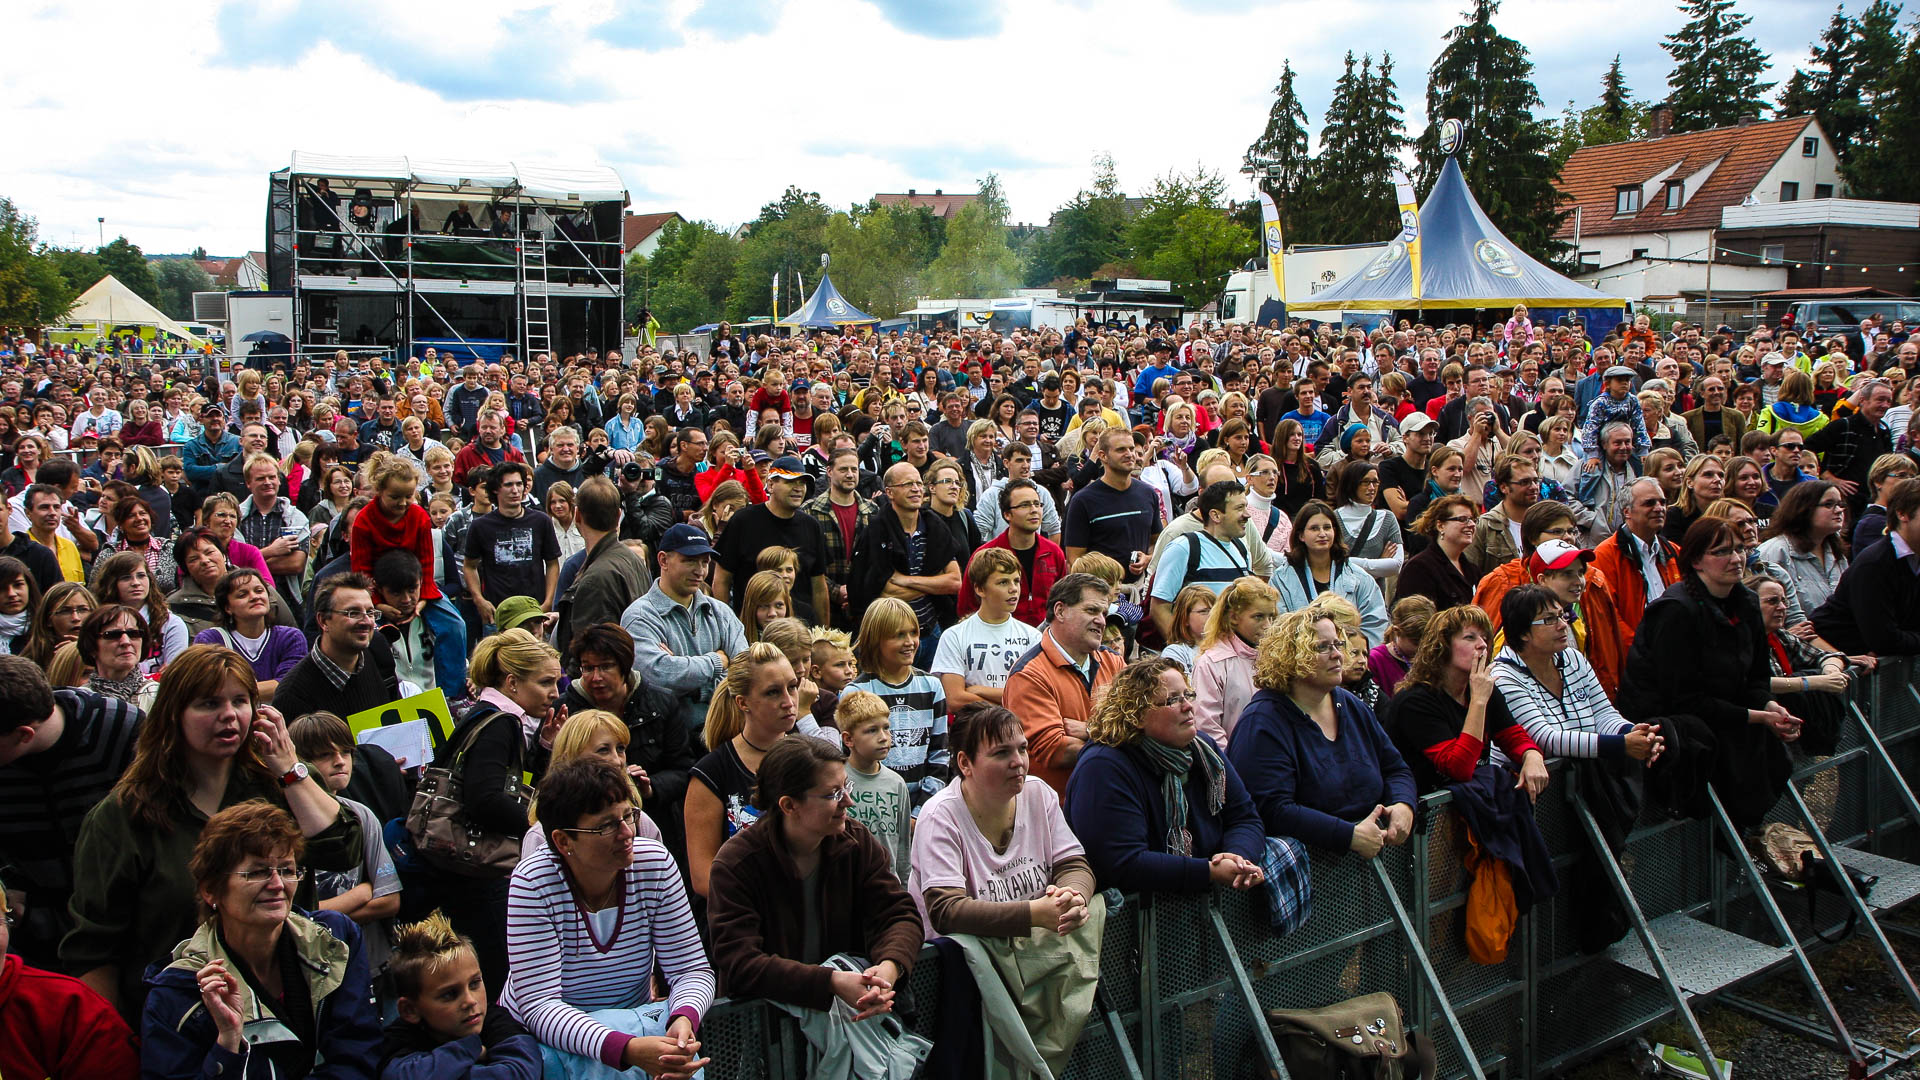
[[352, 500, 443, 600], [0, 954, 139, 1080], [695, 460, 768, 505], [451, 440, 526, 487], [1590, 529, 1682, 640], [958, 530, 1066, 628]]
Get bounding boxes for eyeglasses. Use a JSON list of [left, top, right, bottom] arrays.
[[1440, 516, 1477, 527], [1539, 525, 1581, 539], [1531, 611, 1575, 626], [1311, 641, 1346, 656], [801, 786, 853, 803], [1818, 498, 1846, 509], [887, 481, 926, 491], [97, 626, 141, 641], [560, 808, 643, 838], [1507, 477, 1542, 487], [232, 864, 308, 884], [324, 608, 379, 622], [52, 604, 93, 618], [1006, 500, 1043, 512], [1153, 690, 1199, 707]]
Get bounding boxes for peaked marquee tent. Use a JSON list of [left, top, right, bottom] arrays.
[[61, 274, 206, 340], [1285, 156, 1625, 313], [778, 272, 879, 329]]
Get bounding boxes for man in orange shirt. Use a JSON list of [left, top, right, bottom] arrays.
[[1590, 477, 1681, 640], [1002, 573, 1123, 795]]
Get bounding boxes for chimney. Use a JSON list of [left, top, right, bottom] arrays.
[[934, 188, 943, 195], [907, 188, 916, 196], [1736, 114, 1758, 127], [1649, 103, 1673, 139]]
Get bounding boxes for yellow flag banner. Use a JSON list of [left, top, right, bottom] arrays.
[[1392, 168, 1422, 303], [1257, 190, 1286, 304]]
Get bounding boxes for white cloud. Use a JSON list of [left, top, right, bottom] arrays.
[[0, 0, 1831, 255]]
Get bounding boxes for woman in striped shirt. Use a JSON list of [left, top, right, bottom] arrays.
[[502, 758, 713, 1080], [1490, 585, 1662, 765]]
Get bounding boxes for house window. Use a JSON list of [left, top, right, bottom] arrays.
[[1815, 183, 1834, 199], [1615, 186, 1642, 215], [1664, 181, 1684, 210], [1804, 137, 1820, 158], [1579, 250, 1601, 267], [1781, 182, 1800, 201], [1632, 248, 1650, 260], [1761, 244, 1786, 264]]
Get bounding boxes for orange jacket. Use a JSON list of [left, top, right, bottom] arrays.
[[1002, 632, 1123, 796], [1589, 530, 1681, 641], [1473, 557, 1631, 700]]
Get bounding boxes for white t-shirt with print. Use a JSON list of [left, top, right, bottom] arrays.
[[908, 777, 1085, 933], [930, 612, 1040, 694]]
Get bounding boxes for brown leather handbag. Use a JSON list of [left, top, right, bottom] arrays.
[[405, 707, 529, 878]]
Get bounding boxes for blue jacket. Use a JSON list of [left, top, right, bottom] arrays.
[[1269, 558, 1390, 646], [180, 431, 240, 488], [1065, 740, 1264, 894], [1226, 687, 1417, 853], [377, 1023, 541, 1080], [140, 908, 380, 1080]]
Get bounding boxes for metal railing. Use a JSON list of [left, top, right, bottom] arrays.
[[692, 656, 1920, 1080]]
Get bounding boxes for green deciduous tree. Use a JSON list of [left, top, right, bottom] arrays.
[[1663, 0, 1776, 132], [98, 237, 157, 303], [151, 258, 213, 321], [1026, 155, 1131, 283], [1142, 207, 1254, 310], [825, 200, 944, 318], [1417, 0, 1568, 263], [627, 218, 740, 331], [0, 198, 77, 327], [926, 174, 1024, 299], [727, 187, 838, 323], [1126, 167, 1231, 271]]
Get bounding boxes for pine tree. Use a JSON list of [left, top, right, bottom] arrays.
[[1599, 55, 1632, 127], [1299, 53, 1407, 245], [1416, 0, 1568, 263], [1244, 61, 1312, 203], [1844, 17, 1920, 201], [1663, 0, 1777, 132]]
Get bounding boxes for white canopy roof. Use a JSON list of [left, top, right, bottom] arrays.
[[63, 274, 204, 340], [287, 152, 626, 203]]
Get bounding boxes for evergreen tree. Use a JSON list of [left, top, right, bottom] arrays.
[[1298, 52, 1407, 245], [1599, 54, 1633, 127], [1243, 61, 1312, 204], [1663, 0, 1776, 131], [1844, 17, 1920, 201], [1416, 0, 1567, 262], [1551, 58, 1649, 167]]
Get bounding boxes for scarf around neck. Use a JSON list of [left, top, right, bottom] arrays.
[[1136, 733, 1228, 857]]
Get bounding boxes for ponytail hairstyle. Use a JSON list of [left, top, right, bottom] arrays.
[[703, 642, 795, 751]]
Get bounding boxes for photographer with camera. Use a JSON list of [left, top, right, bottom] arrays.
[[618, 455, 676, 552], [1447, 395, 1510, 508]]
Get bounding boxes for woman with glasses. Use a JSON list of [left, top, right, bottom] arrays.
[[502, 758, 713, 1080], [138, 801, 379, 1079], [62, 646, 361, 1020], [1850, 453, 1917, 552], [1328, 459, 1403, 590], [1228, 609, 1415, 858], [1757, 480, 1849, 614], [1396, 494, 1484, 613], [1068, 657, 1265, 897], [708, 736, 922, 1029], [1492, 584, 1660, 766], [908, 703, 1101, 1077], [1620, 518, 1801, 829], [21, 581, 95, 669]]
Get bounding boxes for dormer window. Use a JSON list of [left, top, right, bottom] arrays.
[[1615, 186, 1642, 215], [1664, 181, 1684, 210]]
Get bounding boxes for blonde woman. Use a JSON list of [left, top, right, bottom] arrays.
[[685, 642, 800, 898], [524, 708, 664, 856]]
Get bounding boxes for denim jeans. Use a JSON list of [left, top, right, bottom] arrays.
[[420, 595, 468, 691]]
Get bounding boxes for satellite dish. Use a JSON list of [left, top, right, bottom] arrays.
[[1438, 118, 1465, 157]]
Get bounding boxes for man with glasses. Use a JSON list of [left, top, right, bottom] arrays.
[[273, 572, 402, 724], [715, 456, 830, 624], [463, 462, 561, 632], [1804, 378, 1896, 522], [659, 427, 707, 522], [1467, 455, 1541, 576], [1590, 477, 1679, 637], [1766, 430, 1818, 503], [959, 478, 1065, 628], [851, 462, 964, 667]]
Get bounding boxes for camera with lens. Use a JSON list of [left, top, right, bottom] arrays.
[[622, 460, 651, 483], [580, 443, 614, 476]]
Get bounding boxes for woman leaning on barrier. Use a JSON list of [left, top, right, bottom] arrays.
[[1226, 609, 1416, 859], [1619, 516, 1802, 831], [1065, 656, 1265, 895], [908, 703, 1102, 1078]]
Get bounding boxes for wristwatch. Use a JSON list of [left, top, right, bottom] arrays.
[[278, 762, 310, 789]]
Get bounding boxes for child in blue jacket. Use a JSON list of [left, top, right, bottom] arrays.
[[377, 911, 539, 1080]]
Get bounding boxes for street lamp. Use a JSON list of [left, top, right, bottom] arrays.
[[97, 217, 105, 250]]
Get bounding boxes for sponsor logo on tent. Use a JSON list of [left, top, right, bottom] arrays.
[[826, 297, 848, 316], [1475, 239, 1520, 277], [1364, 241, 1407, 280], [1438, 118, 1465, 157]]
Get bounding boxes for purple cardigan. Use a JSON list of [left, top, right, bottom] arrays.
[[191, 624, 309, 683]]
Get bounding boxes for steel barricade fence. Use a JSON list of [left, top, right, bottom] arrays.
[[691, 658, 1920, 1080]]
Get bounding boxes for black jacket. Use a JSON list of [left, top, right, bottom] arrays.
[[1812, 535, 1920, 655], [2, 530, 64, 594], [849, 501, 964, 629], [620, 489, 676, 548], [559, 681, 694, 849]]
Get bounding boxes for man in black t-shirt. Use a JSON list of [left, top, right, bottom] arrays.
[[463, 462, 562, 627], [1062, 428, 1161, 582], [713, 456, 830, 623], [1377, 411, 1436, 519]]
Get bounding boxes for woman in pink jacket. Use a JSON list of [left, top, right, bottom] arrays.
[[1190, 577, 1279, 748]]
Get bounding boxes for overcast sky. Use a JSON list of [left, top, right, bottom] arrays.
[[1, 0, 1836, 256]]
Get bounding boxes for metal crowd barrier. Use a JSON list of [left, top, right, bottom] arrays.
[[695, 657, 1920, 1080]]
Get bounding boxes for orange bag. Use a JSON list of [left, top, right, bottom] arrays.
[[1463, 829, 1518, 965]]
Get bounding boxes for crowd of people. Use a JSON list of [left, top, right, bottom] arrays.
[[0, 303, 1916, 1079]]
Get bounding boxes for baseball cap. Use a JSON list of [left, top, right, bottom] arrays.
[[1399, 412, 1437, 434], [658, 523, 718, 558], [749, 448, 772, 465], [1528, 539, 1595, 577], [1762, 354, 1787, 367], [1148, 339, 1174, 354], [767, 455, 807, 481], [492, 596, 551, 634], [1604, 365, 1636, 379]]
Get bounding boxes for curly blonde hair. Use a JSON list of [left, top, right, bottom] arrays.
[[1253, 608, 1336, 690], [1306, 591, 1361, 632], [1088, 656, 1182, 746]]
